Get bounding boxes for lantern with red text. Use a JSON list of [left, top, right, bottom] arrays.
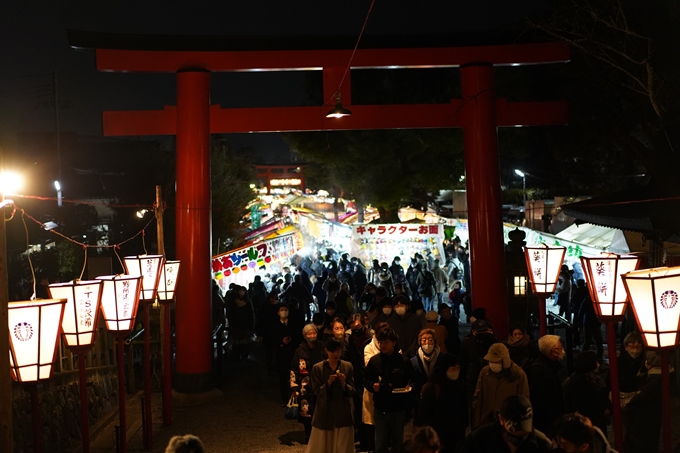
[[523, 244, 566, 294], [96, 275, 142, 333], [581, 253, 640, 320], [621, 267, 680, 349], [8, 299, 66, 382], [48, 280, 103, 351], [123, 254, 165, 302]]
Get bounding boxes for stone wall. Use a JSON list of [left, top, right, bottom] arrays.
[[12, 367, 117, 453]]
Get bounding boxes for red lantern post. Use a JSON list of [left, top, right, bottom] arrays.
[[622, 266, 680, 453], [524, 244, 566, 336], [581, 253, 640, 452], [48, 280, 104, 453]]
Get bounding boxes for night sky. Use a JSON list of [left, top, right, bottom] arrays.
[[0, 1, 545, 196]]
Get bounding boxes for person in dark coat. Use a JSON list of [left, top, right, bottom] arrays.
[[352, 262, 368, 309], [576, 287, 603, 360], [387, 295, 422, 358], [279, 274, 314, 321], [553, 412, 616, 453], [528, 334, 565, 438], [416, 354, 467, 453], [504, 323, 539, 372], [312, 270, 329, 314], [291, 324, 327, 443], [364, 327, 413, 453], [359, 283, 377, 312], [459, 318, 498, 403], [370, 297, 393, 329], [563, 350, 611, 435], [271, 304, 303, 404], [437, 302, 461, 356], [345, 313, 372, 451], [255, 291, 281, 375], [211, 280, 227, 331], [612, 331, 646, 393], [459, 395, 552, 453], [622, 351, 667, 453], [248, 275, 268, 311], [225, 284, 255, 360]]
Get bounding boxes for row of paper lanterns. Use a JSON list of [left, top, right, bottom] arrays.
[[525, 245, 680, 349], [7, 255, 179, 383]]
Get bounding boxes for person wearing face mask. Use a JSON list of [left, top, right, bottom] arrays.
[[370, 298, 394, 328], [388, 296, 423, 358], [552, 413, 614, 453], [424, 310, 448, 353], [225, 285, 255, 360], [345, 313, 372, 451], [528, 334, 566, 437], [460, 395, 551, 453], [271, 303, 303, 404], [504, 323, 539, 372], [291, 324, 327, 443], [416, 354, 467, 453], [410, 300, 428, 329], [471, 343, 529, 430], [621, 351, 667, 453], [563, 351, 611, 435], [459, 319, 498, 404]]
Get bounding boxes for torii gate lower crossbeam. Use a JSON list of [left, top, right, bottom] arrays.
[[70, 34, 569, 397]]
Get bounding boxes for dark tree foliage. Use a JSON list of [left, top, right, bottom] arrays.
[[528, 0, 680, 194]]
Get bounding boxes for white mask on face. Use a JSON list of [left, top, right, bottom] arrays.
[[447, 370, 460, 381], [489, 363, 503, 373], [383, 307, 393, 315], [422, 344, 434, 354], [395, 306, 407, 316]]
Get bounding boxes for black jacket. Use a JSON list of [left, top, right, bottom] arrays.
[[416, 372, 468, 452], [459, 421, 552, 453], [387, 312, 422, 357], [364, 351, 413, 413], [271, 319, 303, 372], [528, 354, 565, 437]]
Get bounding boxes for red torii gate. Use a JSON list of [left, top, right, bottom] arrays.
[[69, 31, 569, 394]]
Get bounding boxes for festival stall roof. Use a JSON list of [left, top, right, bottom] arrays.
[[560, 184, 680, 240], [554, 223, 626, 252]]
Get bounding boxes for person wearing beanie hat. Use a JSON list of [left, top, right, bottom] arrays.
[[622, 350, 669, 453], [290, 322, 327, 443], [471, 343, 529, 430], [460, 395, 551, 453], [424, 311, 449, 353]]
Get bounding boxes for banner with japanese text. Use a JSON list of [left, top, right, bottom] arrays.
[[350, 223, 446, 267]]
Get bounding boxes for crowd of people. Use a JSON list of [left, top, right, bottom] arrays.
[[209, 247, 675, 453]]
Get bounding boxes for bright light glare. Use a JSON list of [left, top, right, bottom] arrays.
[[0, 172, 22, 194], [54, 180, 61, 191], [136, 209, 148, 218], [514, 169, 525, 177]]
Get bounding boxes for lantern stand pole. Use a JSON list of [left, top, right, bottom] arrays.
[[0, 147, 13, 453], [142, 303, 152, 451], [28, 383, 42, 453], [116, 336, 127, 453], [77, 352, 90, 453], [661, 351, 672, 453], [155, 185, 172, 426], [605, 321, 624, 452], [538, 295, 547, 337]]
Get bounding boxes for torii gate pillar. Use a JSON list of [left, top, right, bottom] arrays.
[[175, 69, 213, 391], [460, 63, 507, 333]]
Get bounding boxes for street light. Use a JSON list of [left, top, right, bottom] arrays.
[[621, 266, 680, 453], [524, 243, 566, 336], [8, 298, 67, 453], [54, 180, 62, 207], [581, 253, 640, 452], [48, 280, 104, 453], [514, 169, 526, 206], [123, 255, 164, 451], [96, 274, 142, 453]]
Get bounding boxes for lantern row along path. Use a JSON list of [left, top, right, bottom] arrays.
[[78, 319, 680, 453]]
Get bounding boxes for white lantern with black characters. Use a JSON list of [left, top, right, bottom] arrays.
[[621, 266, 680, 349], [8, 299, 66, 382], [581, 253, 640, 320], [523, 244, 566, 294], [157, 260, 180, 302], [96, 274, 142, 333], [48, 280, 103, 350], [123, 254, 165, 302]]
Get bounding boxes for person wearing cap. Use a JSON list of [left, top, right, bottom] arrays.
[[388, 295, 423, 358], [416, 353, 467, 453], [437, 303, 461, 356], [424, 310, 448, 353], [471, 343, 529, 429], [622, 351, 666, 453], [553, 412, 615, 453], [460, 395, 552, 453], [529, 334, 566, 437], [291, 323, 328, 443], [460, 318, 499, 403]]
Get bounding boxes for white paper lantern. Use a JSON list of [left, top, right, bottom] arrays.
[[8, 299, 66, 382], [622, 266, 680, 349], [48, 280, 103, 350], [581, 253, 640, 320], [157, 260, 180, 302], [96, 275, 142, 332], [123, 255, 165, 302], [523, 244, 566, 294]]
